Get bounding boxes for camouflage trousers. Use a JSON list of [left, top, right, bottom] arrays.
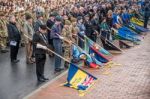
[[63, 45, 71, 61], [0, 37, 7, 50], [25, 41, 33, 62]]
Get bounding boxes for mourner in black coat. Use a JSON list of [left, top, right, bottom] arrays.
[[33, 25, 49, 82], [7, 15, 21, 63]]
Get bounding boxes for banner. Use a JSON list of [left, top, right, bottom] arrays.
[[64, 63, 97, 96], [84, 36, 112, 62], [72, 44, 103, 68], [84, 36, 112, 56]]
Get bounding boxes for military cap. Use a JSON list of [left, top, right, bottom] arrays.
[[36, 12, 44, 17], [70, 17, 77, 22], [49, 13, 56, 17], [52, 11, 59, 16], [14, 11, 19, 15], [64, 20, 71, 25], [40, 24, 47, 30], [25, 14, 32, 20], [77, 16, 83, 20], [55, 15, 62, 21], [84, 14, 90, 18]]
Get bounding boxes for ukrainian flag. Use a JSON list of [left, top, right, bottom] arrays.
[[64, 63, 97, 94]]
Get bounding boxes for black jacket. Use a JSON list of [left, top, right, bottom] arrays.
[[33, 31, 49, 55], [46, 19, 55, 40], [144, 2, 150, 17], [7, 22, 21, 42], [84, 21, 95, 37]]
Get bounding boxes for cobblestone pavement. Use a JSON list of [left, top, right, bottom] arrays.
[[26, 33, 150, 99]]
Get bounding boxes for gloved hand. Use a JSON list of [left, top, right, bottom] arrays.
[[59, 36, 64, 39], [36, 43, 47, 50]]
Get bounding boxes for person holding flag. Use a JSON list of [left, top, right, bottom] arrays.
[[51, 15, 64, 73], [33, 24, 49, 82], [61, 20, 72, 68]]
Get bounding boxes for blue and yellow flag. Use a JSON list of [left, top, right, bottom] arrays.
[[64, 63, 97, 96]]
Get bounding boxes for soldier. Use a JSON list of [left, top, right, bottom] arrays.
[[61, 20, 72, 68], [0, 13, 9, 53], [18, 11, 26, 47], [24, 13, 35, 64], [46, 13, 56, 57], [34, 12, 45, 32], [70, 17, 79, 44]]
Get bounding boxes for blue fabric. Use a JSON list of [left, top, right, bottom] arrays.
[[72, 45, 81, 59], [84, 36, 111, 55], [89, 47, 108, 63], [121, 13, 130, 24], [51, 24, 63, 39], [112, 14, 118, 25], [118, 27, 141, 42], [132, 23, 149, 32], [53, 39, 63, 69], [67, 63, 79, 82], [72, 45, 103, 66], [65, 63, 97, 91]]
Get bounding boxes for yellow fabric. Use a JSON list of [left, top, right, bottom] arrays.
[[131, 17, 144, 26], [64, 69, 97, 96], [70, 69, 87, 87]]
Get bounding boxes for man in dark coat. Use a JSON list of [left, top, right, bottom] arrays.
[[34, 13, 45, 33], [51, 15, 64, 73], [7, 15, 21, 63], [33, 25, 49, 82], [33, 13, 45, 59], [84, 14, 97, 42], [46, 13, 55, 50]]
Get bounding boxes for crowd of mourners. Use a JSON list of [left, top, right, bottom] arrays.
[[0, 0, 149, 82]]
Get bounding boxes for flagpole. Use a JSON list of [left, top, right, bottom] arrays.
[[23, 34, 71, 63]]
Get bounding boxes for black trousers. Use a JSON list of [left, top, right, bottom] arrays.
[[32, 44, 36, 58], [144, 16, 149, 28], [10, 41, 20, 61], [35, 54, 46, 79]]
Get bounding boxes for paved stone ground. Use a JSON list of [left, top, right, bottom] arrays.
[[26, 33, 150, 99]]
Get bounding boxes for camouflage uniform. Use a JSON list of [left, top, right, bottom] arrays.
[[62, 20, 72, 60], [70, 17, 79, 44], [16, 12, 25, 47], [0, 13, 8, 52]]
